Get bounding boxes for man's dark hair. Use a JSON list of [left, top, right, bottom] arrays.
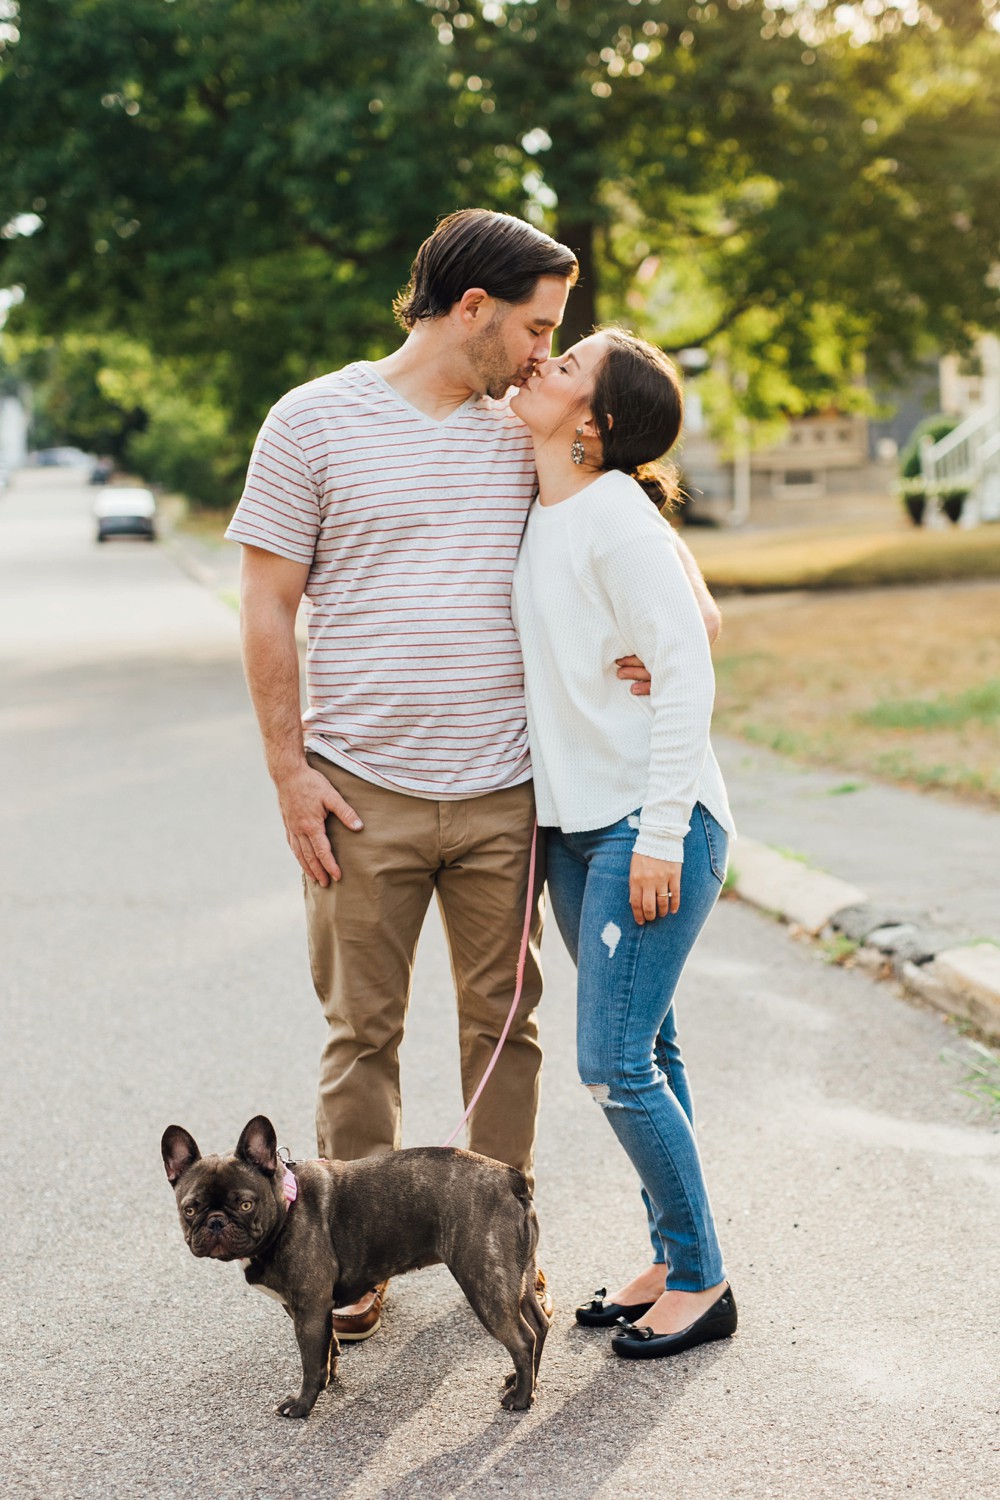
[[393, 209, 578, 329]]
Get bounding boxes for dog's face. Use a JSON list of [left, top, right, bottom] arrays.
[[162, 1115, 285, 1262]]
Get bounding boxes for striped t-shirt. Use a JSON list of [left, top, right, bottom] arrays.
[[226, 362, 537, 799]]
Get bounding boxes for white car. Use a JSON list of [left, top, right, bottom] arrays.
[[94, 487, 157, 542]]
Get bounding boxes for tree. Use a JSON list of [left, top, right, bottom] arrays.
[[3, 0, 999, 496], [0, 0, 478, 437], [443, 0, 1000, 398]]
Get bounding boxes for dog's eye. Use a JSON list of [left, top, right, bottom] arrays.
[[240, 1201, 254, 1213], [183, 1205, 196, 1218]]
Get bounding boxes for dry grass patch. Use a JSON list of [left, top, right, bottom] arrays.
[[713, 581, 1000, 806], [172, 504, 232, 543], [688, 522, 1000, 592]]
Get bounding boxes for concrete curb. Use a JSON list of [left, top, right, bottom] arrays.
[[730, 837, 1000, 1043]]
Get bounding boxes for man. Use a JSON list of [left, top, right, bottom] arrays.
[[226, 209, 720, 1342]]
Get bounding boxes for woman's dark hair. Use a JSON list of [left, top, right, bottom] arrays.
[[394, 209, 578, 328], [591, 329, 684, 510]]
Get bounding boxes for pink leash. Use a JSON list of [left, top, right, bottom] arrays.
[[439, 823, 539, 1149]]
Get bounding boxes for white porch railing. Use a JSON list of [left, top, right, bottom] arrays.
[[920, 404, 1000, 520], [977, 430, 1000, 522]]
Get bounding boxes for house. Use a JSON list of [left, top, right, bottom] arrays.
[[678, 381, 890, 526]]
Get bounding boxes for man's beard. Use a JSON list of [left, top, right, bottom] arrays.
[[467, 310, 522, 399]]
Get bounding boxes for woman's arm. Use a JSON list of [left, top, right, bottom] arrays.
[[597, 532, 717, 865]]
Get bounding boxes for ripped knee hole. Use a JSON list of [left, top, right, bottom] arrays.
[[583, 1082, 625, 1110]]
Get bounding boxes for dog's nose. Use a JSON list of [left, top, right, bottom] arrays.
[[206, 1214, 227, 1234]]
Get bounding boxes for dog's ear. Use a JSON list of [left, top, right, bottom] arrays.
[[162, 1125, 201, 1185], [235, 1115, 278, 1176]]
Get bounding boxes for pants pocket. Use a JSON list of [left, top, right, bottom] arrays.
[[697, 803, 728, 884]]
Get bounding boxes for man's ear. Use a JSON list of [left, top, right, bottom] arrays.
[[455, 288, 492, 326]]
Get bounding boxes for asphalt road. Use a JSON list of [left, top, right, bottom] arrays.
[[2, 472, 999, 1500]]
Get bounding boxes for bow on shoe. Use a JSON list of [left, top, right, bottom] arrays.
[[615, 1318, 655, 1340], [585, 1288, 608, 1310]]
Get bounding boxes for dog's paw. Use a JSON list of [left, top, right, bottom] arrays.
[[499, 1380, 534, 1412], [500, 1371, 517, 1392], [276, 1395, 313, 1419]]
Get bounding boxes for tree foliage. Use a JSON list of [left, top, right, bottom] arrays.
[[2, 0, 999, 499], [443, 1, 1000, 399], [0, 0, 475, 438]]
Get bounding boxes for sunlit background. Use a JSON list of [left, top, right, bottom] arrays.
[[2, 0, 1000, 799], [1, 1, 998, 494]]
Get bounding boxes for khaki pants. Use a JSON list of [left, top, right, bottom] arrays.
[[304, 756, 545, 1187]]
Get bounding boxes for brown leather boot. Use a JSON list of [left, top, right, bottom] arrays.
[[535, 1267, 555, 1320], [331, 1280, 389, 1342]]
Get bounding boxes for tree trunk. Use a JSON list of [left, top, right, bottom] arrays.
[[555, 218, 596, 351]]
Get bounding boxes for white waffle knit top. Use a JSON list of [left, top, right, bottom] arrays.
[[511, 469, 735, 862]]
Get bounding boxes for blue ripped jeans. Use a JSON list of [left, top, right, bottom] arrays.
[[546, 804, 728, 1291]]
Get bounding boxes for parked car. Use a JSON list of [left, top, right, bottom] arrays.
[[88, 456, 115, 485], [33, 446, 96, 470], [94, 487, 157, 542]]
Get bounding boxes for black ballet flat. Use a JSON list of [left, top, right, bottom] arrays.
[[575, 1286, 657, 1329], [610, 1285, 737, 1359]]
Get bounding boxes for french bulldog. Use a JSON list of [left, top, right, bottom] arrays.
[[161, 1115, 549, 1418]]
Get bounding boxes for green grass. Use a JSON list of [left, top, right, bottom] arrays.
[[943, 1041, 1000, 1116], [818, 934, 860, 966], [741, 722, 814, 758], [828, 781, 867, 796], [857, 680, 1000, 731], [870, 751, 993, 800], [769, 844, 812, 866]]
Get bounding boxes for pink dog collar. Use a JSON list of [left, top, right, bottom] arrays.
[[281, 1168, 298, 1205]]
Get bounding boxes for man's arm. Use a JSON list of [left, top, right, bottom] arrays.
[[615, 533, 722, 696], [239, 545, 362, 886], [674, 533, 722, 645]]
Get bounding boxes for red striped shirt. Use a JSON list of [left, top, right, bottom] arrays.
[[226, 362, 536, 798]]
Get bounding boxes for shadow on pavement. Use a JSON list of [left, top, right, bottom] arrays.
[[371, 1333, 731, 1499]]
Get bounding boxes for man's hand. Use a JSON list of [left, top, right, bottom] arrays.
[[616, 655, 652, 696], [275, 764, 363, 886], [629, 853, 682, 925], [238, 546, 363, 885]]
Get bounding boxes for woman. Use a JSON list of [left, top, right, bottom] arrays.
[[510, 328, 737, 1360]]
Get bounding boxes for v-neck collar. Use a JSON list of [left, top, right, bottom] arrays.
[[359, 362, 481, 429]]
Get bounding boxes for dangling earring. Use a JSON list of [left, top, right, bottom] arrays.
[[571, 429, 585, 466]]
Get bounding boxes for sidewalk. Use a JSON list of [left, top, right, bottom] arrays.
[[716, 737, 1000, 1039]]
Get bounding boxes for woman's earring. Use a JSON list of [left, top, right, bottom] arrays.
[[571, 430, 585, 466]]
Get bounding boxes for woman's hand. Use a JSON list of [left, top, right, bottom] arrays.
[[629, 854, 682, 925]]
